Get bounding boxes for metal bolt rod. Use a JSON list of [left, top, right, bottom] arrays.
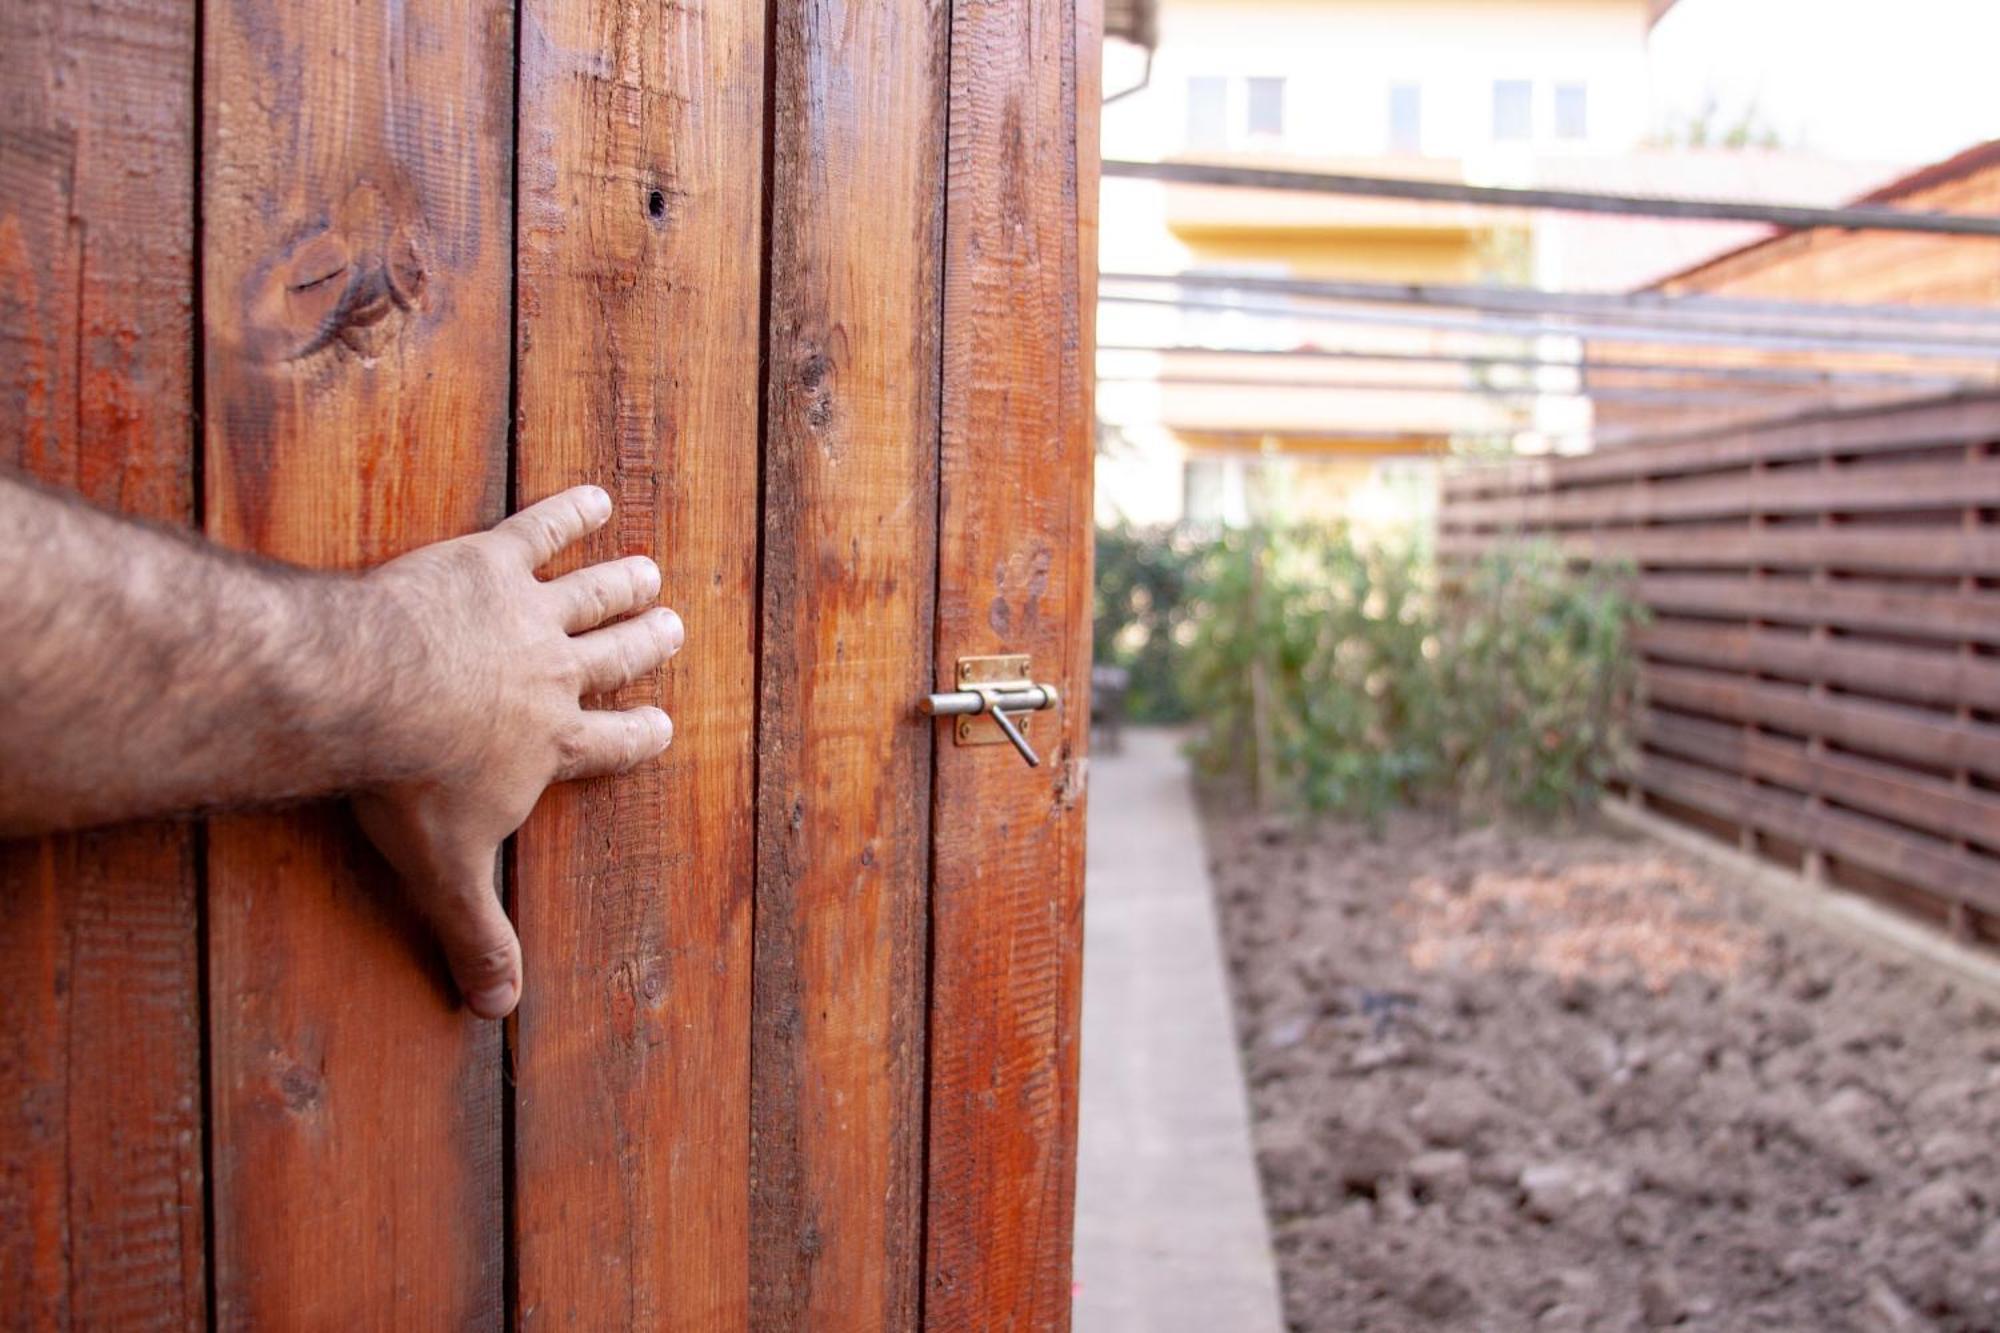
[[919, 685, 1059, 717]]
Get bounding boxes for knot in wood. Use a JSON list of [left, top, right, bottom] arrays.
[[246, 182, 429, 364]]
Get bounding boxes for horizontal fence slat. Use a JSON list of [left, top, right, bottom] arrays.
[[1638, 623, 2000, 712], [1637, 576, 2000, 647], [1642, 711, 2000, 850], [1636, 753, 2000, 917], [1447, 391, 2000, 493], [1442, 526, 2000, 575], [1444, 459, 2000, 530], [1643, 664, 2000, 782]]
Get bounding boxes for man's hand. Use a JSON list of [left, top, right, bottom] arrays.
[[0, 474, 680, 1020], [353, 486, 680, 1018]]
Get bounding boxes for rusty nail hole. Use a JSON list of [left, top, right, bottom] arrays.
[[647, 189, 667, 220]]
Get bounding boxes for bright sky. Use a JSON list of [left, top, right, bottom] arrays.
[[1650, 0, 2000, 163]]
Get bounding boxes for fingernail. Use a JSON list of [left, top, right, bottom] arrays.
[[655, 606, 685, 653], [652, 707, 675, 749], [468, 981, 518, 1019], [636, 556, 662, 597], [580, 486, 612, 520]]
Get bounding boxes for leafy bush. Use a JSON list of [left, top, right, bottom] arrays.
[[1092, 522, 1208, 722], [1181, 526, 1440, 814], [1432, 543, 1642, 816], [1173, 523, 1640, 819]]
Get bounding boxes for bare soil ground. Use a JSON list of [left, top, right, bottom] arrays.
[[1202, 794, 2000, 1332]]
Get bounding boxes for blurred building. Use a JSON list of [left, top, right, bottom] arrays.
[[1094, 0, 1900, 531]]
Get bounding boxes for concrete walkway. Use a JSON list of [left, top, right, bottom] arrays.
[[1071, 729, 1287, 1333]]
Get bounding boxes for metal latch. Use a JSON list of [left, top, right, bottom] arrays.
[[922, 654, 1060, 767]]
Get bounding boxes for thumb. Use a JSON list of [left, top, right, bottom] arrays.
[[428, 856, 522, 1020]]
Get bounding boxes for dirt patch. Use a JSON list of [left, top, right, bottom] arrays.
[[1203, 796, 2000, 1332]]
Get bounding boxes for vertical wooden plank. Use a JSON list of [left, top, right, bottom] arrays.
[[924, 0, 1096, 1323], [751, 0, 948, 1326], [511, 0, 763, 1324], [201, 2, 513, 1324], [0, 1, 204, 1325]]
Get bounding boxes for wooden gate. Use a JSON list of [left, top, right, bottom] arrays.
[[0, 0, 1099, 1325]]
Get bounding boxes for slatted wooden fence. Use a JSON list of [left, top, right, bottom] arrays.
[[1439, 391, 2000, 945]]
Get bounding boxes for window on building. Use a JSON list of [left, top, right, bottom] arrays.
[[1388, 82, 1422, 154], [1187, 76, 1227, 151], [1554, 82, 1588, 140], [1493, 79, 1533, 142], [1245, 77, 1285, 137], [1184, 456, 1251, 529]]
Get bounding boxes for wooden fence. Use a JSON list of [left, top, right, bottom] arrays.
[[2, 0, 1097, 1325], [1439, 391, 2000, 944]]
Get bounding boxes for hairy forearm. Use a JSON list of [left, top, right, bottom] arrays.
[[0, 472, 440, 834]]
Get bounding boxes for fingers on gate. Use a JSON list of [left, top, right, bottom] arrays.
[[494, 485, 614, 568], [550, 554, 662, 633], [573, 606, 684, 696], [430, 863, 522, 1020], [556, 706, 674, 783]]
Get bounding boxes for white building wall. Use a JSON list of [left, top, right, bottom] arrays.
[[1105, 0, 1655, 167]]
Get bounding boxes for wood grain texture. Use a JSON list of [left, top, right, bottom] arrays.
[[0, 0, 204, 1325], [750, 1, 949, 1326], [511, 0, 764, 1324], [201, 1, 513, 1324], [923, 0, 1095, 1323]]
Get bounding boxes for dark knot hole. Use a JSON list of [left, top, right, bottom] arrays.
[[646, 189, 667, 220]]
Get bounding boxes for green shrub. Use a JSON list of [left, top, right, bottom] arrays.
[[1092, 522, 1209, 722], [1173, 523, 1639, 819], [1434, 543, 1642, 817]]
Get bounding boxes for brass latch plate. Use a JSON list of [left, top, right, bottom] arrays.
[[954, 654, 1033, 747]]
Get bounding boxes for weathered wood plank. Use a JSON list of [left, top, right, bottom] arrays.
[[1445, 393, 2000, 502], [1644, 710, 2000, 850], [1637, 754, 2000, 916], [1643, 665, 2000, 782], [1446, 459, 2000, 530], [511, 0, 764, 1323], [1638, 575, 2000, 647], [201, 1, 513, 1323], [1553, 391, 2000, 483], [1638, 623, 2000, 712], [923, 0, 1095, 1322], [1441, 525, 2000, 575], [750, 1, 948, 1326], [0, 0, 204, 1324]]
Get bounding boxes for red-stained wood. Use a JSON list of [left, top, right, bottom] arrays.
[[510, 0, 764, 1324], [922, 0, 1096, 1322], [0, 1, 204, 1325], [750, 2, 949, 1327], [200, 2, 513, 1324]]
